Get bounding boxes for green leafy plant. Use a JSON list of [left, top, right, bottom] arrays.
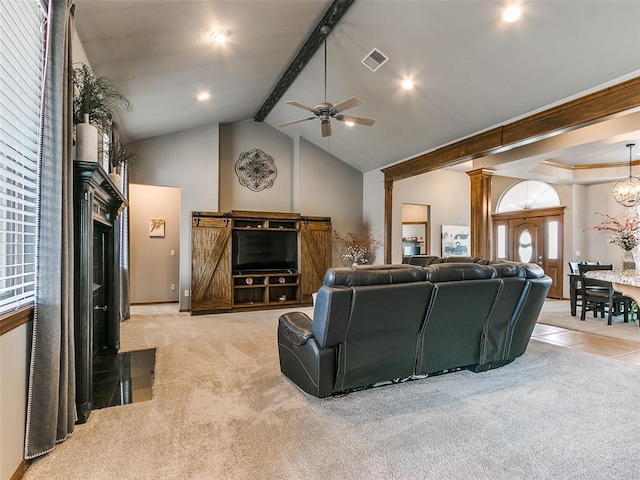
[[73, 63, 133, 128], [108, 141, 140, 171]]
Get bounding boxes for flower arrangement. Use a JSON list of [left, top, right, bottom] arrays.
[[333, 228, 380, 265], [586, 211, 640, 251]]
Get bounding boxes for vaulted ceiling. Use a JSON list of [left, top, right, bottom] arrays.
[[75, 0, 640, 180]]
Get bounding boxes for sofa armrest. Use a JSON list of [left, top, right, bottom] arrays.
[[279, 312, 314, 346]]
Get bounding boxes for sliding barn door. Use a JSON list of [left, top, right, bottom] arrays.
[[191, 216, 232, 313], [300, 218, 332, 303]]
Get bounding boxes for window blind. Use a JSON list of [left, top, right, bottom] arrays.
[[0, 0, 47, 314]]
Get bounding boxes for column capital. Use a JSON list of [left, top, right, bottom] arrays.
[[466, 168, 496, 178]]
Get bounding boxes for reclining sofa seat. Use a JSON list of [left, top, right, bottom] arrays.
[[278, 262, 551, 398]]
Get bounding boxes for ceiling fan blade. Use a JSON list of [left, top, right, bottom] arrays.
[[278, 116, 316, 127], [331, 97, 362, 114], [321, 119, 332, 137], [335, 114, 375, 126], [285, 100, 317, 113]]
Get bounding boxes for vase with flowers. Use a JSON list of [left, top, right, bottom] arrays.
[[586, 211, 640, 269], [333, 228, 380, 266]]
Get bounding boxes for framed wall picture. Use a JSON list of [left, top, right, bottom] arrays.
[[149, 219, 165, 237], [441, 225, 470, 257]]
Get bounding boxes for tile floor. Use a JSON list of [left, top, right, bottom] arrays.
[[532, 323, 640, 365], [92, 348, 156, 410]]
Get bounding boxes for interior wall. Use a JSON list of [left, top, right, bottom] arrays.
[[363, 169, 385, 265], [1, 326, 28, 480], [219, 124, 364, 266], [297, 137, 364, 265], [129, 184, 181, 304], [585, 181, 630, 269], [219, 120, 293, 212], [392, 170, 470, 264], [128, 123, 219, 310]]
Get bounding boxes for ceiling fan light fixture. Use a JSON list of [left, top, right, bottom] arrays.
[[278, 25, 376, 137], [210, 29, 230, 44], [613, 143, 640, 207]]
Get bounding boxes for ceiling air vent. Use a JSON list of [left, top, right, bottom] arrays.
[[361, 48, 389, 72]]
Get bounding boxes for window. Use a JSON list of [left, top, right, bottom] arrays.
[[0, 0, 47, 314], [496, 180, 560, 213], [548, 220, 558, 260], [497, 224, 506, 259]]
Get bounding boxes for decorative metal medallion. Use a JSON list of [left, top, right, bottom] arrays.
[[234, 149, 277, 192]]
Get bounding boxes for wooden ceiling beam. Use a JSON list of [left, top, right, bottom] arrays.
[[253, 0, 355, 123], [382, 76, 640, 183]]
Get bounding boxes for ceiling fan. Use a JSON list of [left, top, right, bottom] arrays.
[[278, 26, 375, 138]]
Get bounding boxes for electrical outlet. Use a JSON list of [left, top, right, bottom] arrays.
[[576, 250, 581, 256], [171, 284, 176, 291], [184, 289, 190, 297], [170, 249, 175, 256]]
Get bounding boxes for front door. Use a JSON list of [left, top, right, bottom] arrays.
[[493, 207, 564, 299]]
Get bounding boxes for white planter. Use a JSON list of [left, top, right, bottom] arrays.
[[108, 172, 122, 187], [75, 114, 98, 162]]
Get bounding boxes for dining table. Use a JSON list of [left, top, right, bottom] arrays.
[[584, 269, 640, 325]]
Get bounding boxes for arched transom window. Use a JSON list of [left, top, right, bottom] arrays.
[[496, 180, 560, 213]]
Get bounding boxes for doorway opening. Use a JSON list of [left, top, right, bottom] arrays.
[[402, 204, 430, 258], [493, 180, 564, 299]]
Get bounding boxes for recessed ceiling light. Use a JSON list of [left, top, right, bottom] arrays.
[[210, 29, 230, 44], [197, 92, 211, 101], [345, 121, 355, 127], [401, 79, 414, 90], [502, 5, 522, 23]]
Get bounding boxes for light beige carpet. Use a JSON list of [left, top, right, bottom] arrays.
[[538, 299, 640, 344], [24, 304, 640, 480]]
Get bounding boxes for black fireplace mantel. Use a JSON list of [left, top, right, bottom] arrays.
[[73, 161, 127, 424]]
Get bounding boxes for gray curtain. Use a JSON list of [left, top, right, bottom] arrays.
[[119, 162, 131, 320], [25, 0, 76, 459], [109, 123, 131, 320]]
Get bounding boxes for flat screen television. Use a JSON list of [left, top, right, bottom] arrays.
[[232, 230, 297, 274]]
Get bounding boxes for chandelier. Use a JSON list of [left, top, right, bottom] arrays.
[[612, 144, 640, 207]]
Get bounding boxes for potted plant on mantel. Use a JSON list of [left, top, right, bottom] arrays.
[[108, 141, 140, 187], [73, 63, 133, 164]]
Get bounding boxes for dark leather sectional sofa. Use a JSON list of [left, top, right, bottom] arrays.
[[277, 261, 551, 397]]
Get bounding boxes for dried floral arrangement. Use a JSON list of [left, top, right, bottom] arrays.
[[333, 228, 380, 265], [585, 211, 640, 251]]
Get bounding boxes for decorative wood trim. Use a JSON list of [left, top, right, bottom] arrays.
[[10, 459, 29, 480], [492, 206, 567, 221], [230, 210, 301, 220], [381, 77, 640, 261], [382, 77, 640, 183], [384, 179, 393, 263], [541, 159, 640, 171], [502, 77, 640, 145], [467, 168, 495, 259], [0, 306, 33, 336], [382, 128, 503, 182], [130, 301, 179, 306]]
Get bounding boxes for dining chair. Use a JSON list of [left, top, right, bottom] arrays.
[[578, 264, 630, 325], [569, 261, 602, 316]]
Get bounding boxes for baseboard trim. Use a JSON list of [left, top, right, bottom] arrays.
[[130, 301, 179, 306], [10, 459, 29, 480]]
